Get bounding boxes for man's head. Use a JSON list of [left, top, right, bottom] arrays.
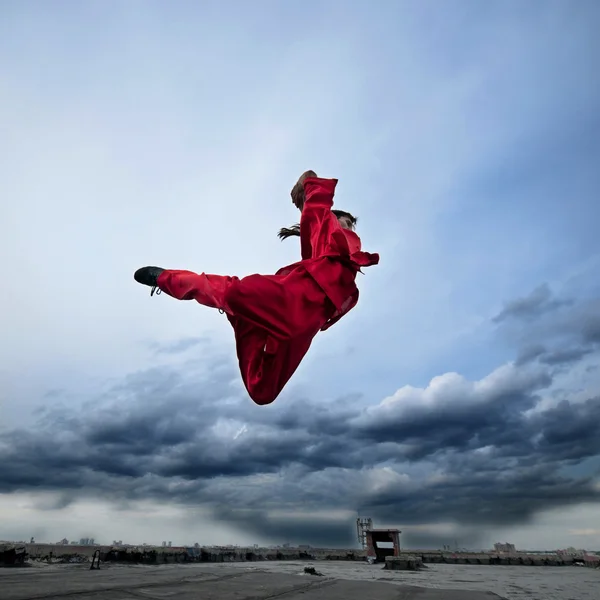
[[332, 209, 357, 231], [278, 210, 358, 240]]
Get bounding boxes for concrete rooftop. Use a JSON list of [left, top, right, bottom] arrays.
[[0, 563, 506, 600]]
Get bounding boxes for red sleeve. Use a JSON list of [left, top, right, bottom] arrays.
[[299, 177, 340, 260]]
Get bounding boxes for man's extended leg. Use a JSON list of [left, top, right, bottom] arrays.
[[134, 266, 237, 312], [135, 265, 335, 339], [157, 270, 238, 310]]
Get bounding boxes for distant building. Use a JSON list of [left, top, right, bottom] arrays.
[[162, 541, 167, 547], [494, 543, 516, 554], [356, 517, 373, 549], [168, 541, 172, 548], [557, 547, 586, 558]]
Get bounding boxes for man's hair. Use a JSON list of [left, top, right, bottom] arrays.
[[278, 210, 358, 240]]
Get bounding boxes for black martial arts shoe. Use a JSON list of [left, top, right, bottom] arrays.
[[134, 266, 165, 296]]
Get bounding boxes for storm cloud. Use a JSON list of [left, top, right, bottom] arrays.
[[492, 284, 571, 324], [496, 283, 600, 374], [1, 287, 599, 545]]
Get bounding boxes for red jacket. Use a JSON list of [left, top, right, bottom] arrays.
[[276, 177, 379, 331]]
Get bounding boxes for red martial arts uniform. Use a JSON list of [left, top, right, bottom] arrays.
[[156, 177, 379, 405]]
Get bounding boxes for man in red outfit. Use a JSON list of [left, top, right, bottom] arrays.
[[134, 171, 379, 405]]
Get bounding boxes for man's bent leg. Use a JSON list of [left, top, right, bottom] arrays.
[[230, 316, 315, 405], [224, 271, 332, 341]]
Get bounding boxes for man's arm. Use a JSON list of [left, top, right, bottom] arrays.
[[302, 177, 337, 210], [299, 177, 339, 260]]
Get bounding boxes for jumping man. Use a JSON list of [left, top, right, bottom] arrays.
[[134, 171, 379, 405]]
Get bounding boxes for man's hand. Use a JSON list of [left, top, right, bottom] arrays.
[[291, 170, 317, 210]]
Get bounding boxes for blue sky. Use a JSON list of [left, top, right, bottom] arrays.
[[1, 0, 600, 550]]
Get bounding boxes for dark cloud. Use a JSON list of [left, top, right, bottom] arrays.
[[497, 283, 600, 370], [518, 345, 594, 368], [211, 507, 357, 548], [1, 287, 599, 547], [577, 299, 600, 344], [492, 284, 571, 323], [1, 350, 599, 548], [516, 344, 546, 366], [353, 368, 552, 461], [150, 336, 209, 354], [540, 347, 594, 366]]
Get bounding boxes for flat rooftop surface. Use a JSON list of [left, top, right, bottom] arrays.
[[0, 563, 505, 600]]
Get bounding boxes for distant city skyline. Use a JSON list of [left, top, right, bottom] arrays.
[[5, 536, 598, 557]]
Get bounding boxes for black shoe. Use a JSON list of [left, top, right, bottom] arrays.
[[134, 266, 165, 296]]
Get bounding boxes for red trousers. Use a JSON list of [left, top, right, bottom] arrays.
[[157, 268, 335, 405]]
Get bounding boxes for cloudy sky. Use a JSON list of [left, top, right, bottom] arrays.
[[1, 0, 600, 551]]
